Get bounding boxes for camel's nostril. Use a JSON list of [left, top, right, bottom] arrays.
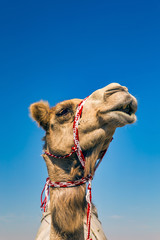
[[104, 87, 125, 100]]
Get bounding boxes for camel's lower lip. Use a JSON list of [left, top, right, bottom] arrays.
[[113, 111, 136, 123]]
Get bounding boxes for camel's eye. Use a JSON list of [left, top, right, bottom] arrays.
[[56, 108, 70, 117]]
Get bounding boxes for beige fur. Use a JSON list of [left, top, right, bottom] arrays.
[[30, 83, 137, 240]]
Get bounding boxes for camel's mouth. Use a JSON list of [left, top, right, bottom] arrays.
[[111, 99, 137, 123], [113, 101, 136, 116], [99, 98, 137, 125]]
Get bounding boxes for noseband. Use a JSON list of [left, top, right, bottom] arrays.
[[41, 96, 112, 240]]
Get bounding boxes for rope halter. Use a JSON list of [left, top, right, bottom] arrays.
[[41, 96, 112, 240]]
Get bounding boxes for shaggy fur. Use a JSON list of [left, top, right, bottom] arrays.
[[30, 83, 137, 240]]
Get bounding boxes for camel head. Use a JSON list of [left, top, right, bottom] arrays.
[[30, 83, 137, 177]]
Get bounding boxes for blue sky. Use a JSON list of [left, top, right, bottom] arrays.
[[0, 1, 160, 240]]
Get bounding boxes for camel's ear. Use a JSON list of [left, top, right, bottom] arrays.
[[29, 101, 50, 130]]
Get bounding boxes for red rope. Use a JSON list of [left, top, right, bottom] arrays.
[[44, 146, 77, 159], [73, 96, 89, 168], [40, 175, 93, 239], [41, 97, 113, 239], [86, 179, 92, 240], [40, 175, 92, 212]]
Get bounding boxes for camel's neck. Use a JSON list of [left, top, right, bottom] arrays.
[[50, 185, 86, 240], [42, 138, 113, 240], [43, 154, 86, 240]]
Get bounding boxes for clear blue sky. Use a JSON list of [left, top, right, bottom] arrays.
[[0, 1, 160, 240]]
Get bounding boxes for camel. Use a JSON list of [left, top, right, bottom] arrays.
[[30, 83, 137, 240]]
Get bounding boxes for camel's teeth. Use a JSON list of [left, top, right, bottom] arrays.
[[123, 104, 127, 109]]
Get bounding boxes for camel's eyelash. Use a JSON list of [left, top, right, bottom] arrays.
[[56, 108, 70, 117]]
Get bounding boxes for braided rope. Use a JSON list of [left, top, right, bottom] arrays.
[[43, 97, 88, 166], [86, 179, 92, 240], [44, 146, 77, 159], [40, 175, 92, 212], [41, 96, 112, 240], [73, 97, 89, 168]]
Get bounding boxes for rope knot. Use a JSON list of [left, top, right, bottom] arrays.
[[71, 146, 77, 152]]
